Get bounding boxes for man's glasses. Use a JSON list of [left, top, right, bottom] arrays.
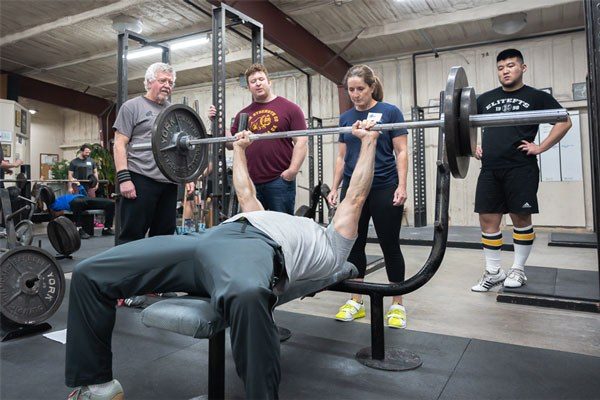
[[157, 78, 175, 87]]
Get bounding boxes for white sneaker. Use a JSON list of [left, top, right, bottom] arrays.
[[503, 268, 527, 288], [471, 269, 506, 292]]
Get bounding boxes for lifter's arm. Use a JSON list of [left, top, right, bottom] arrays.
[[232, 132, 264, 212], [332, 120, 378, 239]]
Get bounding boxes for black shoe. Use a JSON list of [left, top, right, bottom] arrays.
[[78, 228, 91, 239], [102, 228, 114, 236], [124, 295, 147, 308]]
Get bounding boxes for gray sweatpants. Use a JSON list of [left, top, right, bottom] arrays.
[[65, 221, 282, 399]]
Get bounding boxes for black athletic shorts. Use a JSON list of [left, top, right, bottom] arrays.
[[474, 163, 539, 214]]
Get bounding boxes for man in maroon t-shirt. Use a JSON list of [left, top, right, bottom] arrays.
[[209, 63, 307, 214]]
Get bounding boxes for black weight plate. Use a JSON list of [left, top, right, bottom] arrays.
[[152, 104, 209, 183], [16, 173, 27, 190], [15, 220, 34, 246], [47, 216, 80, 256], [0, 246, 65, 325], [295, 205, 312, 218], [459, 87, 477, 157], [39, 185, 56, 210], [86, 174, 98, 189], [56, 216, 81, 255], [443, 66, 470, 179]]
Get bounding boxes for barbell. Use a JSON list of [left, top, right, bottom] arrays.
[[129, 66, 569, 182], [0, 173, 107, 190]]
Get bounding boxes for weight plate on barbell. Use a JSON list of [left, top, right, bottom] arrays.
[[459, 87, 477, 157], [86, 174, 98, 189], [16, 173, 28, 190], [151, 104, 209, 183], [0, 246, 65, 325], [15, 220, 34, 246], [444, 66, 470, 179], [39, 185, 55, 210]]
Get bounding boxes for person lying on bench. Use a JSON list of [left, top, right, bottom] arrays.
[[65, 119, 379, 400], [49, 185, 115, 239]]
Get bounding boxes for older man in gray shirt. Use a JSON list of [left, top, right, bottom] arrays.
[[65, 120, 378, 400], [113, 62, 193, 245]]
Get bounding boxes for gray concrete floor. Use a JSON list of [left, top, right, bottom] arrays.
[[279, 229, 600, 357]]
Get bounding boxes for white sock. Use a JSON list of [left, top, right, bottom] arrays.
[[512, 225, 535, 271], [482, 231, 502, 274]]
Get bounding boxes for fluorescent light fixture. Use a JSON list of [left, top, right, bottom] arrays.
[[492, 12, 527, 35], [127, 47, 162, 60], [170, 35, 210, 50], [126, 34, 209, 60], [29, 109, 37, 115]]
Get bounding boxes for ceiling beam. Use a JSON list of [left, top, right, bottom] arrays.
[[8, 73, 112, 115], [0, 0, 150, 46], [320, 0, 578, 45], [208, 0, 351, 85]]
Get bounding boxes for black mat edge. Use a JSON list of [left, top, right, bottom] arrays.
[[367, 237, 514, 251], [497, 293, 600, 313]]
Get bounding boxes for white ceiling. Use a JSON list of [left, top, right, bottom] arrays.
[[0, 0, 584, 100]]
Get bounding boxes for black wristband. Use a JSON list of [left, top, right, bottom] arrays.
[[117, 169, 132, 184]]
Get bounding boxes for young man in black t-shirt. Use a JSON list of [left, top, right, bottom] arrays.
[[472, 49, 571, 292], [68, 144, 99, 196]]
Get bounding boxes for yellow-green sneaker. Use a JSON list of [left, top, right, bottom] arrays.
[[335, 299, 366, 322], [386, 304, 407, 329]]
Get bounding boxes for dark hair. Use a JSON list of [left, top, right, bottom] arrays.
[[79, 143, 91, 152], [343, 64, 383, 102], [496, 49, 524, 63], [244, 63, 270, 82]]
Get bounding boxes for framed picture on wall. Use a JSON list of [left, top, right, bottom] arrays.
[[15, 110, 21, 128], [2, 144, 11, 158], [20, 111, 27, 134], [40, 153, 59, 179]]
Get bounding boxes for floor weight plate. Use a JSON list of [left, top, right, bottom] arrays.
[[0, 246, 66, 325]]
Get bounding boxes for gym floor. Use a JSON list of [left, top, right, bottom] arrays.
[[1, 227, 599, 400]]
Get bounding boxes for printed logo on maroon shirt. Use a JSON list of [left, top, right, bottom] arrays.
[[249, 109, 280, 133]]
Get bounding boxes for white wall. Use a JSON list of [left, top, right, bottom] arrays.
[[26, 101, 65, 180], [20, 98, 100, 180], [62, 109, 101, 161]]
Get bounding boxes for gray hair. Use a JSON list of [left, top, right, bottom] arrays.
[[144, 62, 176, 91]]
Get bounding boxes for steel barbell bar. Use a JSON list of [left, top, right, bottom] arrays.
[[0, 179, 109, 183], [131, 108, 568, 149]]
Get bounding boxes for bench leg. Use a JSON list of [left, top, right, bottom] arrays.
[[208, 330, 225, 400]]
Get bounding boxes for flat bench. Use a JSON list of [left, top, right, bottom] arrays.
[[62, 210, 104, 236], [141, 265, 357, 399]]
